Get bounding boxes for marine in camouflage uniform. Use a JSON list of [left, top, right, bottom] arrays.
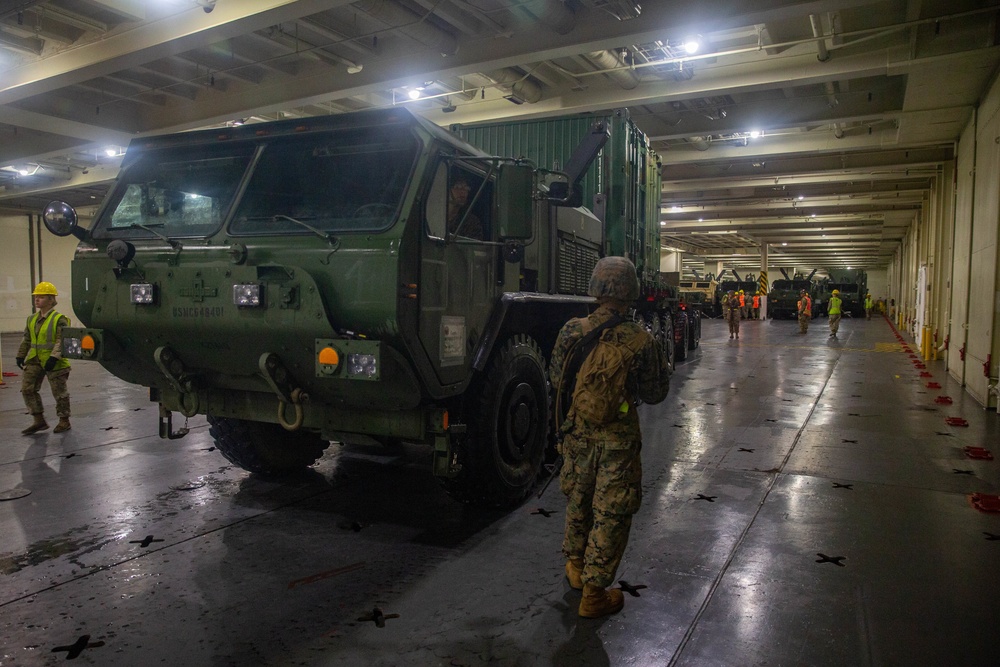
[[16, 282, 72, 435], [549, 256, 670, 618], [724, 290, 740, 339]]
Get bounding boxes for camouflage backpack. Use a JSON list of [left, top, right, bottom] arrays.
[[571, 323, 648, 424]]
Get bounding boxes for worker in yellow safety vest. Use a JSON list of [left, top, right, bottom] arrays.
[[828, 289, 842, 337], [864, 293, 874, 320], [16, 282, 73, 434]]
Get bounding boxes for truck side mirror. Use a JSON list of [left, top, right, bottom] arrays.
[[42, 200, 89, 241], [495, 163, 534, 240]]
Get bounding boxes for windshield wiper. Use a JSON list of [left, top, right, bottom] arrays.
[[270, 214, 338, 245], [125, 223, 182, 250]]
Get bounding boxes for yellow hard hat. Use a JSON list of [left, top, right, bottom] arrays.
[[832, 289, 840, 295], [32, 281, 58, 296]]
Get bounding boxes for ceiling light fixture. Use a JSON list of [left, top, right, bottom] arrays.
[[408, 89, 422, 100], [682, 36, 701, 54]]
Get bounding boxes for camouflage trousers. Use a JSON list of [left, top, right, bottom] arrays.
[[798, 312, 810, 333], [727, 311, 740, 335], [829, 313, 841, 334], [21, 361, 71, 419], [560, 433, 642, 588]]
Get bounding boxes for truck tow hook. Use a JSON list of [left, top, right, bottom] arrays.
[[278, 387, 308, 432], [158, 404, 190, 440], [259, 352, 308, 431]]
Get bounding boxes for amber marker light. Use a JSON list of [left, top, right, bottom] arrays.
[[81, 335, 96, 352], [318, 346, 340, 367]]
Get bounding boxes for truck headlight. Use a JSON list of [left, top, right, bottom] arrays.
[[63, 337, 82, 357], [347, 353, 378, 378], [62, 333, 97, 359], [131, 283, 156, 304], [233, 283, 262, 307]]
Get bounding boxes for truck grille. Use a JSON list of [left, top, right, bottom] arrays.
[[557, 238, 599, 295]]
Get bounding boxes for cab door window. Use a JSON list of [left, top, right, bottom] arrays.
[[426, 163, 492, 241]]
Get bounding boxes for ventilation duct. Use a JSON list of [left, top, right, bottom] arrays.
[[485, 68, 542, 104], [585, 50, 639, 89], [517, 0, 576, 35]]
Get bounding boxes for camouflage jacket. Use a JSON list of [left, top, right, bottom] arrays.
[[549, 305, 670, 444]]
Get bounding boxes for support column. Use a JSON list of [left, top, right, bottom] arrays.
[[759, 244, 769, 319]]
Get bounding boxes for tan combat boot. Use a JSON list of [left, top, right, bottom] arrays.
[[21, 414, 49, 435], [53, 418, 71, 433], [565, 558, 584, 590], [578, 583, 624, 618]]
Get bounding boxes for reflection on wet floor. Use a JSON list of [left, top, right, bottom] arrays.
[[1, 320, 998, 665]]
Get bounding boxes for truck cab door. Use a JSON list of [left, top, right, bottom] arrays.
[[419, 162, 499, 387]]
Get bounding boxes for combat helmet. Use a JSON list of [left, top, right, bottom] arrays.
[[588, 256, 639, 302]]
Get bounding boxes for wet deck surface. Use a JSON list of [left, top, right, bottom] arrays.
[[2, 316, 999, 666]]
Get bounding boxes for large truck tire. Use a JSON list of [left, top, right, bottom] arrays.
[[660, 314, 675, 373], [440, 334, 548, 508], [675, 314, 689, 362], [208, 416, 330, 476]]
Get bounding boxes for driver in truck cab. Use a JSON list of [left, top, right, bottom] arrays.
[[446, 172, 484, 240]]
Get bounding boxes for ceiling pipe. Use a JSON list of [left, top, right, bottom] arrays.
[[516, 0, 576, 35], [484, 68, 542, 103], [585, 49, 639, 89], [353, 0, 457, 56], [688, 136, 711, 151], [810, 14, 830, 61]]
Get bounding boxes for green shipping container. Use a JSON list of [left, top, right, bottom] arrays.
[[451, 109, 662, 282]]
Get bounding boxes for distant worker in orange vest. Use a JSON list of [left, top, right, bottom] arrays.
[[797, 289, 812, 334], [752, 293, 761, 320], [738, 290, 746, 319]]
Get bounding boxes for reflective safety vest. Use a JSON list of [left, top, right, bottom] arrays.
[[828, 296, 842, 315], [752, 295, 760, 309], [738, 294, 745, 307], [865, 297, 873, 310], [26, 310, 71, 371], [798, 296, 812, 316]]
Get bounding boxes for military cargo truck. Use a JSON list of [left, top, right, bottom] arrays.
[[768, 278, 815, 318], [827, 269, 867, 317], [452, 110, 697, 361], [42, 107, 688, 507]]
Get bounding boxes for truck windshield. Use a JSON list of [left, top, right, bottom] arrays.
[[96, 144, 254, 240], [229, 127, 417, 235]]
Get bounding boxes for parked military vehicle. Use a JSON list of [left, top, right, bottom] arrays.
[[679, 278, 719, 318], [768, 271, 817, 318], [454, 111, 698, 363], [42, 107, 693, 508], [827, 269, 868, 317]]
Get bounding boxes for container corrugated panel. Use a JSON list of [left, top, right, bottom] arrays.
[[452, 110, 662, 281], [452, 114, 608, 212]]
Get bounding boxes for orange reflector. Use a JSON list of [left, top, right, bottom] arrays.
[[318, 346, 339, 366], [442, 410, 449, 430], [81, 335, 96, 351]]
